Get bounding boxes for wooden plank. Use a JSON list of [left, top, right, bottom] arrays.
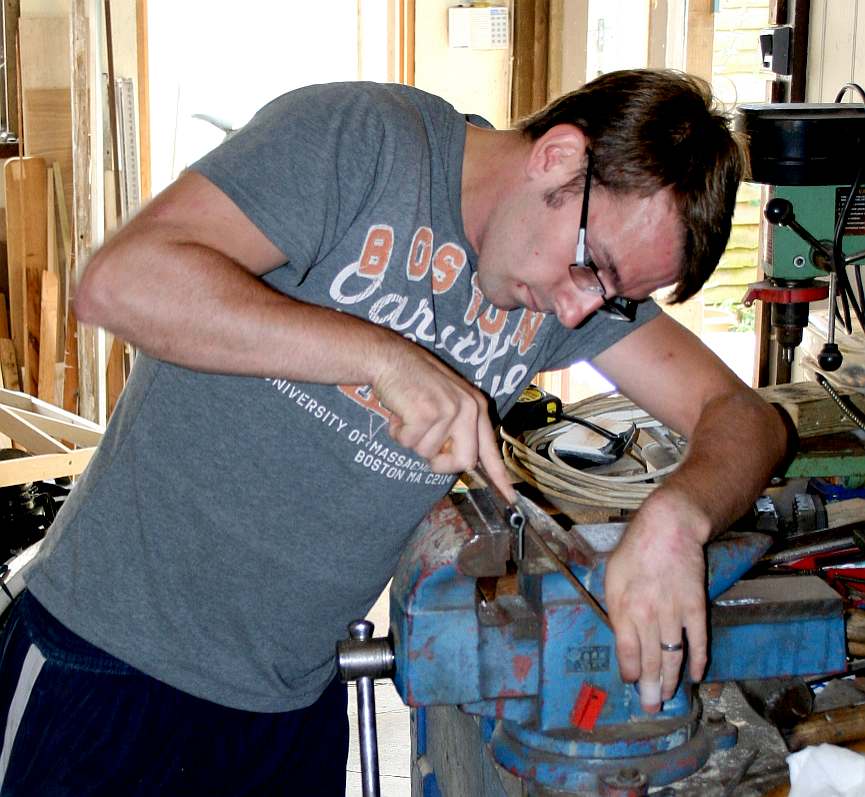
[[52, 161, 72, 288], [2, 0, 20, 136], [37, 269, 58, 404], [136, 0, 151, 200], [106, 335, 124, 416], [0, 447, 94, 487], [0, 386, 104, 432], [0, 292, 8, 338], [3, 406, 102, 447], [72, 0, 97, 424], [62, 307, 79, 415], [827, 497, 865, 529], [757, 381, 865, 437], [5, 155, 48, 395], [103, 0, 122, 229], [685, 0, 714, 83], [0, 404, 68, 453], [22, 88, 74, 228], [46, 166, 56, 275], [52, 160, 72, 362], [0, 338, 20, 390]]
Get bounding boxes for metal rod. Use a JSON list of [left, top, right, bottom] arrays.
[[356, 675, 381, 797], [522, 522, 612, 628], [348, 620, 381, 797]]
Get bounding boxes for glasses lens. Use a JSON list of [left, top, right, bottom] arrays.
[[569, 263, 605, 295]]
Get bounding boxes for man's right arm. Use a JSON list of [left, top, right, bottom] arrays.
[[74, 171, 513, 495]]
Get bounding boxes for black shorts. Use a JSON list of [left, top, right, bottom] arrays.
[[0, 592, 348, 796]]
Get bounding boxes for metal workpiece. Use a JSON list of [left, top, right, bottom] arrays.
[[458, 489, 513, 577], [337, 620, 395, 797]]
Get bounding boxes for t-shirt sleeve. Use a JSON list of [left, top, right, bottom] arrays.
[[539, 299, 663, 371], [189, 84, 386, 283]]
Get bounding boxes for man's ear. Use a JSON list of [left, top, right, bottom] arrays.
[[525, 124, 588, 181]]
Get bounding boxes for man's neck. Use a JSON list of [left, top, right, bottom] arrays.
[[461, 125, 526, 253]]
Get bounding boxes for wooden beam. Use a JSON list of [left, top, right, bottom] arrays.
[[0, 386, 104, 429], [135, 0, 151, 201], [685, 0, 714, 83], [5, 155, 48, 395], [0, 446, 94, 487], [37, 269, 58, 404], [512, 0, 550, 120], [0, 338, 19, 390], [71, 0, 98, 423], [0, 403, 68, 453], [2, 0, 20, 135], [648, 0, 669, 69], [3, 406, 102, 447], [0, 292, 8, 338]]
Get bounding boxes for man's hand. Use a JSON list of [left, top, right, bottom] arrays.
[[373, 338, 515, 501], [603, 486, 710, 712]]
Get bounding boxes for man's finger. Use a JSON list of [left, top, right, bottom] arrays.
[[659, 624, 685, 702], [684, 604, 708, 682], [638, 622, 662, 713], [476, 415, 516, 503], [614, 619, 641, 684]]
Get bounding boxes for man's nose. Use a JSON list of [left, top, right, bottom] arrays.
[[555, 289, 605, 328]]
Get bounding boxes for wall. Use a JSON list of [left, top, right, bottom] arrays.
[[413, 0, 510, 128], [807, 1, 865, 101]]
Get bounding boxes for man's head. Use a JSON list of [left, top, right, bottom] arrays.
[[517, 68, 745, 304]]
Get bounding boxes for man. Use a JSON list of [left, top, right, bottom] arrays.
[[0, 70, 788, 794]]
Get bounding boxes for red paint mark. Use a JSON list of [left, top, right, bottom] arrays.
[[569, 683, 607, 730], [513, 655, 532, 682], [408, 637, 436, 662]]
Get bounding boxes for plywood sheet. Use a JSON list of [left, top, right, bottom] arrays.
[[18, 16, 70, 91], [23, 88, 73, 227]]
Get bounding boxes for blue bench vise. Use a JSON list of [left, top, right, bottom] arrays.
[[339, 486, 847, 795]]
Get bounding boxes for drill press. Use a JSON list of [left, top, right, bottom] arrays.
[[736, 101, 865, 384]]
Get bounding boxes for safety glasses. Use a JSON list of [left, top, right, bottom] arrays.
[[569, 151, 638, 323]]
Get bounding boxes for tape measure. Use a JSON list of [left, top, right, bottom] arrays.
[[501, 385, 563, 437]]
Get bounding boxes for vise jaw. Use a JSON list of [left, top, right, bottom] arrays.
[[388, 490, 847, 794]]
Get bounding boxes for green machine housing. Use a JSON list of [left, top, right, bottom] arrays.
[[736, 104, 865, 281]]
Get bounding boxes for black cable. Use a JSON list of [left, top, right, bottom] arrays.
[[834, 83, 865, 103], [832, 88, 865, 336]]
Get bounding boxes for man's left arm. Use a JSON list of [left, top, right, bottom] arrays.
[[592, 312, 790, 712]]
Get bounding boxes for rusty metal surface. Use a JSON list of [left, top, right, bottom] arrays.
[[655, 683, 792, 796]]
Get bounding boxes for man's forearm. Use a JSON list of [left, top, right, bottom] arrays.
[[75, 233, 404, 387], [657, 389, 791, 542]]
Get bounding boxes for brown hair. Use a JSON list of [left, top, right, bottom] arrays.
[[517, 69, 746, 303]]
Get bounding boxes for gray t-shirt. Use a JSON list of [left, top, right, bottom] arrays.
[[27, 82, 660, 712]]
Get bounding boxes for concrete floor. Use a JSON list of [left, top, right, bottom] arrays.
[[346, 587, 411, 796]]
